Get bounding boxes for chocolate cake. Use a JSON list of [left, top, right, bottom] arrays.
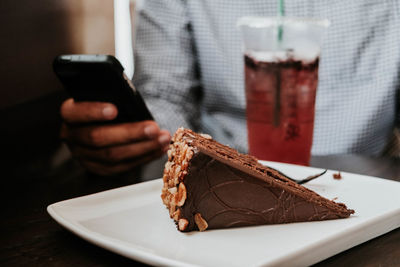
[[161, 128, 354, 232]]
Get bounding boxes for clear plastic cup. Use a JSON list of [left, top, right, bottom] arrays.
[[238, 17, 329, 165]]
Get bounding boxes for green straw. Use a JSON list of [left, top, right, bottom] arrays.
[[277, 0, 285, 42], [274, 0, 285, 127]]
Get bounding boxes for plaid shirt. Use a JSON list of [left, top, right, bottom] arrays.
[[133, 0, 400, 156]]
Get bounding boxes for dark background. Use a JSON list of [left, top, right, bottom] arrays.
[[0, 0, 115, 178]]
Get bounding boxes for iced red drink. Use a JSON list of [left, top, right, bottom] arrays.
[[238, 16, 329, 165], [244, 52, 319, 165]]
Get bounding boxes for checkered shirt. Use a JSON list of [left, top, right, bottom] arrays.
[[132, 0, 400, 156]]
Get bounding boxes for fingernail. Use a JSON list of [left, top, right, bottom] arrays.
[[102, 106, 116, 118], [158, 133, 171, 146], [144, 125, 158, 138]]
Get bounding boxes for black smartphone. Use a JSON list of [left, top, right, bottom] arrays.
[[53, 54, 153, 123]]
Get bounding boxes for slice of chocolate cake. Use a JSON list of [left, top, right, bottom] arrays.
[[161, 128, 354, 232]]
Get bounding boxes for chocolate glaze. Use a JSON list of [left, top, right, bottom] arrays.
[[181, 151, 352, 231]]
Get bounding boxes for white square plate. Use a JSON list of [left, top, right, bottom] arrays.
[[47, 161, 400, 267]]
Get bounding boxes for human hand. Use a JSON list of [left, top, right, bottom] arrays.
[[60, 98, 170, 176]]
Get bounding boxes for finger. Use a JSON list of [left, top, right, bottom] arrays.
[[80, 150, 165, 176], [60, 98, 118, 124], [158, 129, 172, 149], [65, 120, 160, 147], [70, 138, 165, 164]]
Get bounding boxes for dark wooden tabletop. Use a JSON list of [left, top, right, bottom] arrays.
[[2, 154, 399, 266]]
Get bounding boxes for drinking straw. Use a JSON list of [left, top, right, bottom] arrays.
[[277, 0, 285, 42], [274, 0, 285, 127]]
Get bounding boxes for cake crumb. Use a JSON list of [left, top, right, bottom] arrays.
[[333, 172, 342, 180], [332, 197, 338, 201]]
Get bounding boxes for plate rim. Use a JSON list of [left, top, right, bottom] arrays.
[[48, 179, 200, 267], [47, 163, 400, 266]]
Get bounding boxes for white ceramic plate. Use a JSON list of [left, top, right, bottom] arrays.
[[47, 161, 400, 267]]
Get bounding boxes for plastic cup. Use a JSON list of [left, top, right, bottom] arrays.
[[238, 17, 329, 165]]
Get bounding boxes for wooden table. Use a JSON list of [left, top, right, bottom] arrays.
[[2, 155, 399, 266]]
